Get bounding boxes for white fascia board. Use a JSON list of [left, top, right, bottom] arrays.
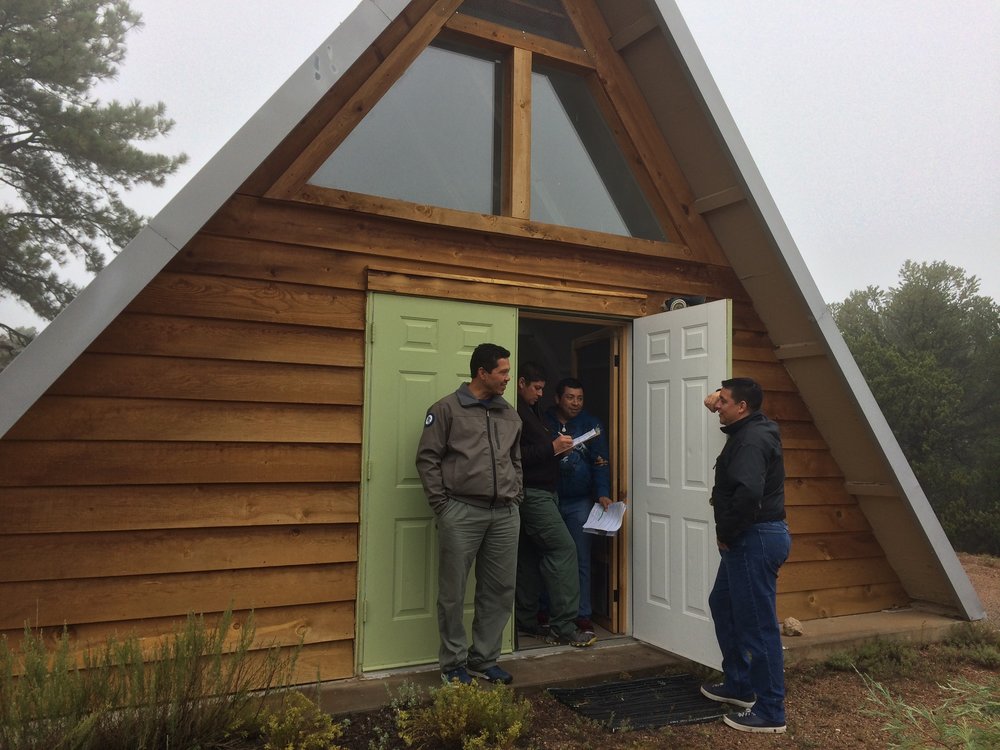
[[650, 0, 984, 620], [0, 0, 399, 438]]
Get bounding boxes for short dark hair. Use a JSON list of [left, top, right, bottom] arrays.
[[722, 377, 763, 411], [555, 377, 584, 397], [470, 343, 511, 378], [518, 361, 546, 384]]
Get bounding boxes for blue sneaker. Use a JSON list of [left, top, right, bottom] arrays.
[[469, 664, 513, 684], [441, 666, 472, 685], [700, 681, 755, 708], [723, 707, 786, 734]]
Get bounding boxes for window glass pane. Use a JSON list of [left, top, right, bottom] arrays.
[[531, 65, 667, 241], [310, 43, 502, 214], [458, 0, 581, 47]]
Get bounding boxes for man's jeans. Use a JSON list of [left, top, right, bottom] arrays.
[[709, 520, 791, 724], [558, 495, 594, 619]]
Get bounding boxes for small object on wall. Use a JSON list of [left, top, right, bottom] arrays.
[[662, 295, 707, 311]]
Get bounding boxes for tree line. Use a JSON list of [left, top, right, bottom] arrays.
[[831, 261, 999, 555]]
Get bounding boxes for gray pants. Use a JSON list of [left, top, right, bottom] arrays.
[[515, 488, 580, 639], [436, 500, 519, 672]]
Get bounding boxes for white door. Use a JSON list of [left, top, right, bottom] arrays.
[[631, 299, 730, 668]]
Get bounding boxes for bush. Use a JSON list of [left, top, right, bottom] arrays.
[[825, 638, 917, 679], [396, 681, 532, 749], [864, 673, 1000, 749], [0, 609, 307, 749], [260, 690, 345, 750], [940, 622, 1000, 669]]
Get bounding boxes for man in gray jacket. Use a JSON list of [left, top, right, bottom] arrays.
[[416, 343, 523, 686]]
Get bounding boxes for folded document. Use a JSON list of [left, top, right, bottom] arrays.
[[582, 501, 627, 536]]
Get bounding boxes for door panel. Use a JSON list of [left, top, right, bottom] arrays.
[[631, 299, 730, 668], [361, 294, 518, 671]]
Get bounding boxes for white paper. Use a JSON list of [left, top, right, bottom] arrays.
[[582, 501, 627, 536], [571, 427, 600, 447]]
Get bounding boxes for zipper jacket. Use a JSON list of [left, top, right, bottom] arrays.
[[543, 408, 611, 501], [416, 383, 523, 514], [711, 410, 786, 544]]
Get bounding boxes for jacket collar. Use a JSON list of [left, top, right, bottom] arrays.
[[721, 409, 767, 435]]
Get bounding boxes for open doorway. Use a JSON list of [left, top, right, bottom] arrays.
[[518, 313, 628, 638]]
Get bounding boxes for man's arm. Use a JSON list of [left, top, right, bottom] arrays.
[[415, 403, 450, 514], [715, 443, 767, 543]]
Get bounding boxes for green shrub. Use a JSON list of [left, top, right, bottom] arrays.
[[396, 682, 531, 750], [0, 609, 300, 750], [824, 638, 917, 679], [260, 690, 344, 750], [864, 673, 1000, 749]]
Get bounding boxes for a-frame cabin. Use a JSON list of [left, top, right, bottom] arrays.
[[0, 0, 983, 683]]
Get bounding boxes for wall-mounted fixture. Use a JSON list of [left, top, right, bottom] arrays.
[[662, 295, 706, 311]]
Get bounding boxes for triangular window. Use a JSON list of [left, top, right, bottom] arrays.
[[310, 41, 503, 215], [308, 35, 666, 241], [531, 63, 665, 241]]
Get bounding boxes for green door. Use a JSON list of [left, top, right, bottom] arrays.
[[360, 293, 518, 671]]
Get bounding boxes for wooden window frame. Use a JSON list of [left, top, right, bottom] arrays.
[[266, 0, 719, 264]]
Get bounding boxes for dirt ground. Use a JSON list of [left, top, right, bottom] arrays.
[[338, 553, 1000, 749]]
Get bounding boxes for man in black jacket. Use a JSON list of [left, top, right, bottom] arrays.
[[514, 362, 596, 647], [700, 377, 791, 734]]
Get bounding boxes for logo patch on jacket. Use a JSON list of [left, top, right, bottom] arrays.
[[424, 413, 434, 427]]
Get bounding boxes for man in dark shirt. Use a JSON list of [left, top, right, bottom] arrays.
[[700, 377, 791, 734], [514, 362, 596, 647]]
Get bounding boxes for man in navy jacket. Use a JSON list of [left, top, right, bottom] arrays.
[[700, 377, 790, 734], [544, 377, 612, 631]]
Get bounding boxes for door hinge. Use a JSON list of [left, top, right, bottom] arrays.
[[362, 600, 368, 623], [366, 460, 372, 481], [612, 589, 620, 603], [613, 354, 620, 367], [369, 322, 375, 344]]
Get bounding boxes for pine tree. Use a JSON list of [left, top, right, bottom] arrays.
[[831, 261, 1000, 554], [0, 0, 186, 346]]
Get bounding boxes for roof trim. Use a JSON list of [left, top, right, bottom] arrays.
[[650, 0, 983, 620], [0, 0, 397, 437]]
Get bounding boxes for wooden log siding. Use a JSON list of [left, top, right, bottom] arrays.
[[0, 197, 904, 686]]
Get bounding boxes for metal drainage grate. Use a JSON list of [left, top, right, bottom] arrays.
[[547, 673, 727, 731]]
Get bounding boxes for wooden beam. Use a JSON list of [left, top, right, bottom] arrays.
[[0, 563, 357, 630], [845, 481, 898, 497], [0, 526, 358, 582], [609, 13, 659, 51], [693, 186, 745, 215], [91, 313, 366, 368], [366, 267, 649, 317], [266, 0, 466, 198], [562, 1, 730, 265], [503, 47, 532, 218], [443, 13, 593, 70], [1, 483, 360, 534], [774, 341, 826, 360], [293, 185, 697, 262], [0, 442, 361, 486]]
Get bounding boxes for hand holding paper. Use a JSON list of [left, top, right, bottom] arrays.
[[582, 501, 627, 536]]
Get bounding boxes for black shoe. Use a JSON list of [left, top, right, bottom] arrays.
[[723, 707, 786, 733], [700, 681, 755, 708], [441, 666, 472, 685]]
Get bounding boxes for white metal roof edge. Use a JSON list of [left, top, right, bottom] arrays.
[[651, 0, 984, 620], [0, 0, 399, 438]]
